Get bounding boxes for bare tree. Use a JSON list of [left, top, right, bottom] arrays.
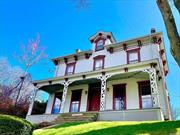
[[0, 57, 33, 117], [13, 35, 47, 107], [157, 0, 180, 66]]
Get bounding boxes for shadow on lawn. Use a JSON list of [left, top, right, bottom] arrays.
[[76, 121, 180, 135]]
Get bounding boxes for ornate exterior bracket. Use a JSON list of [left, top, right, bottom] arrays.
[[142, 68, 160, 107], [97, 74, 111, 111], [60, 81, 73, 113]]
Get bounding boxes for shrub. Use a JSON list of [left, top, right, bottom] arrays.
[[0, 114, 34, 135]]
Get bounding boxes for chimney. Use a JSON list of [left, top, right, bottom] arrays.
[[76, 49, 81, 53], [151, 28, 156, 34]]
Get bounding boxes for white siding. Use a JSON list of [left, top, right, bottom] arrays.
[[56, 43, 161, 77], [63, 84, 88, 113], [63, 78, 149, 113], [106, 78, 143, 110]]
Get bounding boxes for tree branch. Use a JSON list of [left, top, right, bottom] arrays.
[[157, 0, 180, 66]]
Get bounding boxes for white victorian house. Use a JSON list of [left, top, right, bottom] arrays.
[[26, 30, 172, 124]]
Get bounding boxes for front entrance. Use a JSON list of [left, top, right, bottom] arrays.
[[113, 84, 126, 110], [88, 83, 101, 111]]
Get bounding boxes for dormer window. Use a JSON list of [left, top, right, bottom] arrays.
[[95, 39, 105, 51], [65, 62, 76, 75], [93, 55, 105, 70]]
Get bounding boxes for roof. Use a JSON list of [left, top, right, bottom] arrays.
[[89, 31, 116, 43]]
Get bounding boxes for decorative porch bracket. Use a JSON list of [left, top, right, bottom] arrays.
[[27, 87, 38, 115], [60, 80, 73, 113], [142, 68, 160, 108], [97, 74, 112, 111]]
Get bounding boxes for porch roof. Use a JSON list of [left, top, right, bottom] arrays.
[[33, 59, 160, 85], [38, 71, 149, 94]]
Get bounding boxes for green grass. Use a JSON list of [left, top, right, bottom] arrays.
[[33, 121, 180, 135]]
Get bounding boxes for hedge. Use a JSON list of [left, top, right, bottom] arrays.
[[0, 114, 34, 135]]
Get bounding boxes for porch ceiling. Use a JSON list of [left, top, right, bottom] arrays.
[[71, 78, 101, 86], [39, 84, 63, 94], [108, 71, 149, 81]]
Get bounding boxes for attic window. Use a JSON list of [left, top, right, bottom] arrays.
[[95, 39, 104, 51]]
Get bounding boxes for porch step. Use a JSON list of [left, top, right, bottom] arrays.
[[52, 112, 98, 125]]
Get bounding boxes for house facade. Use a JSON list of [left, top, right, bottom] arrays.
[[26, 30, 172, 124]]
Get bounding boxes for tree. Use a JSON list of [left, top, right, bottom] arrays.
[[13, 35, 47, 107], [0, 35, 47, 117], [157, 0, 180, 66], [0, 57, 33, 117]]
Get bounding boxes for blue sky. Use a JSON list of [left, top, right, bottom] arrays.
[[0, 0, 180, 110]]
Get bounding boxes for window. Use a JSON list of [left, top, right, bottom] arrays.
[[65, 62, 76, 75], [95, 39, 104, 51], [127, 48, 140, 64], [52, 92, 62, 114], [138, 81, 152, 109], [70, 90, 82, 112], [93, 55, 105, 70], [113, 84, 126, 110]]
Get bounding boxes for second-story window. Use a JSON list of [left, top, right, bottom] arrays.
[[93, 55, 105, 70], [127, 48, 140, 64], [65, 62, 76, 75], [95, 39, 104, 51]]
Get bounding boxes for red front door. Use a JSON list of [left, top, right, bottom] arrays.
[[90, 88, 100, 111], [88, 83, 101, 111]]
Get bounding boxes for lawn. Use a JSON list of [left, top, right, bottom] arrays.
[[33, 120, 180, 135]]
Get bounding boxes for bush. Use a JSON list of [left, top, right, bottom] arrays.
[[0, 114, 34, 135]]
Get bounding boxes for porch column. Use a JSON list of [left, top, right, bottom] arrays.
[[60, 80, 73, 113], [45, 93, 55, 114], [143, 68, 160, 107], [97, 74, 111, 111], [27, 88, 38, 115]]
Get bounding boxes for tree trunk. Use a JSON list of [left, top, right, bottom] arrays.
[[157, 0, 180, 66]]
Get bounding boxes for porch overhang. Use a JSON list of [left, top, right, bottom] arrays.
[[33, 59, 162, 93]]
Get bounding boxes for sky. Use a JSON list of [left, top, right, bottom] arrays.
[[0, 0, 180, 112]]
